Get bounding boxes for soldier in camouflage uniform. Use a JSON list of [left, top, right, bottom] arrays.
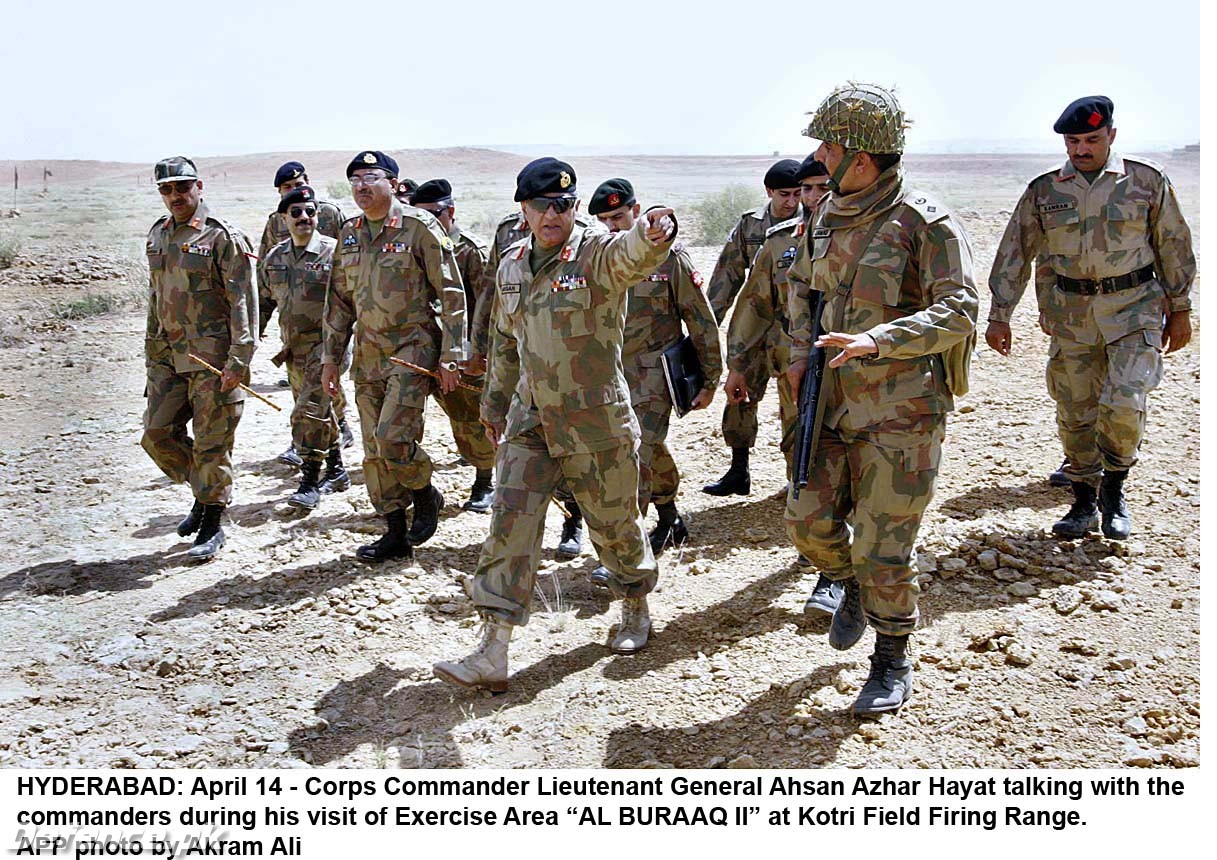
[[986, 96, 1195, 541], [257, 186, 351, 511], [256, 161, 348, 467], [586, 178, 722, 572], [468, 197, 604, 557], [142, 156, 258, 561], [321, 151, 466, 562], [785, 85, 978, 715], [703, 160, 804, 497], [410, 178, 497, 512], [725, 157, 832, 481], [434, 158, 679, 692]]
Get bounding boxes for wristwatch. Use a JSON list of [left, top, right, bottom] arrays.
[[440, 360, 459, 372]]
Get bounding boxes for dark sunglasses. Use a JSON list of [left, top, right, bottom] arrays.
[[157, 180, 195, 195], [525, 196, 577, 214], [289, 205, 317, 219]]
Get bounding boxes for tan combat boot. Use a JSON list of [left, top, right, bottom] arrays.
[[433, 615, 512, 693], [610, 596, 651, 653]]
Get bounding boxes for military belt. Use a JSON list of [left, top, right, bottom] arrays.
[[1056, 265, 1154, 296]]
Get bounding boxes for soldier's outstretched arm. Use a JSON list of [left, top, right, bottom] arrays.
[[592, 207, 675, 296]]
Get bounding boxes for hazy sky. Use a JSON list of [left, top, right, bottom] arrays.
[[4, 0, 1201, 161]]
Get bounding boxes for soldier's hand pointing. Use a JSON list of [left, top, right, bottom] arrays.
[[644, 208, 676, 244]]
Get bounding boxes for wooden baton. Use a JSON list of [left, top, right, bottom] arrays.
[[388, 356, 482, 392], [188, 353, 283, 411]]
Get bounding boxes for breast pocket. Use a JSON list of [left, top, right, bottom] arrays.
[[147, 251, 165, 272], [1104, 200, 1149, 251], [550, 287, 594, 338], [1041, 207, 1082, 256], [853, 249, 907, 310], [267, 265, 289, 285]]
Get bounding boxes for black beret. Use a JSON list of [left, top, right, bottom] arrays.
[[412, 178, 454, 207], [1053, 96, 1114, 134], [588, 178, 636, 216], [763, 159, 802, 189], [794, 154, 828, 181], [514, 157, 576, 202], [346, 150, 399, 178], [277, 185, 316, 214], [273, 161, 306, 187]]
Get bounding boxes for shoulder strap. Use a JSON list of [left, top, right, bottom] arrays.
[[829, 214, 889, 329]]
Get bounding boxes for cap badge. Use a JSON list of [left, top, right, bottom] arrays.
[[363, 152, 377, 164], [1087, 111, 1102, 128], [607, 193, 620, 207], [559, 171, 571, 189]]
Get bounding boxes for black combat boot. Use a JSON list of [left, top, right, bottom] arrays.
[[464, 469, 494, 513], [186, 504, 226, 561], [407, 485, 444, 546], [318, 446, 351, 494], [1099, 469, 1132, 540], [829, 577, 867, 651], [1048, 457, 1071, 488], [803, 574, 844, 616], [556, 500, 583, 558], [277, 443, 303, 469], [176, 500, 204, 537], [703, 447, 751, 496], [288, 459, 323, 510], [356, 510, 412, 561], [338, 419, 355, 450], [853, 633, 914, 716], [1052, 481, 1099, 539], [648, 502, 689, 555], [589, 564, 611, 588]]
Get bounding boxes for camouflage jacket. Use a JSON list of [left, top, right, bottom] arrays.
[[257, 199, 344, 323], [257, 232, 337, 365], [727, 215, 804, 375], [483, 215, 676, 456], [322, 199, 466, 383], [452, 225, 490, 345], [707, 201, 802, 323], [470, 209, 603, 356], [622, 242, 723, 406], [788, 167, 978, 427], [988, 151, 1195, 344], [145, 199, 258, 375]]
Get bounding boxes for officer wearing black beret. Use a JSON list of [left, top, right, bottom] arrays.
[[346, 150, 399, 179], [396, 177, 420, 204], [412, 179, 454, 208], [1052, 96, 1114, 135], [763, 159, 802, 189], [276, 184, 315, 214], [513, 156, 578, 202], [587, 178, 637, 217], [273, 161, 306, 189]]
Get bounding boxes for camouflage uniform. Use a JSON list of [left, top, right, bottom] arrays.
[[142, 200, 258, 505], [433, 225, 495, 470], [472, 216, 675, 625], [727, 215, 805, 475], [623, 243, 722, 510], [784, 166, 978, 634], [322, 199, 466, 513], [708, 202, 801, 448], [257, 199, 344, 307], [257, 233, 344, 459], [988, 151, 1195, 483]]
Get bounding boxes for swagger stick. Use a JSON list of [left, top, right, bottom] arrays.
[[188, 353, 283, 411]]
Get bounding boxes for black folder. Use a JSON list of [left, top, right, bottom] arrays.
[[661, 335, 705, 418]]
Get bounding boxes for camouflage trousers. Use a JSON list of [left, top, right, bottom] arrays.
[[471, 427, 658, 626], [433, 375, 495, 470], [354, 371, 434, 514], [635, 398, 677, 511], [785, 414, 945, 636], [286, 346, 346, 462], [142, 347, 244, 506], [773, 372, 799, 479], [721, 351, 771, 449], [1047, 327, 1163, 485]]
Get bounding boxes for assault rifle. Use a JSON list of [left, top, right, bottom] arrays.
[[791, 289, 827, 500]]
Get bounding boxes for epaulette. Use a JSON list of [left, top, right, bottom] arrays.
[[1121, 155, 1167, 176], [460, 230, 489, 250], [765, 216, 802, 239], [901, 191, 950, 225], [744, 204, 767, 220], [507, 236, 529, 260], [341, 214, 362, 229], [496, 211, 523, 228], [1025, 163, 1064, 186], [150, 214, 171, 232]]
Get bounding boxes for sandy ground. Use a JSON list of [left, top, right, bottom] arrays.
[[0, 150, 1200, 769]]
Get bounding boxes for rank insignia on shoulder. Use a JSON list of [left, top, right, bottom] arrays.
[[795, 222, 805, 237], [646, 273, 670, 282], [343, 234, 359, 247], [381, 242, 408, 253], [1038, 201, 1074, 213], [551, 275, 587, 291], [181, 242, 212, 257], [500, 282, 521, 295], [559, 246, 574, 262], [691, 271, 704, 288], [812, 228, 831, 239]]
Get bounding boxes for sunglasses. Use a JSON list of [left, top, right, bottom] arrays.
[[289, 205, 317, 219], [158, 180, 196, 195], [349, 172, 388, 188], [525, 196, 577, 214]]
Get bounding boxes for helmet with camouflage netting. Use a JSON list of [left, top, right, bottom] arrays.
[[803, 82, 910, 154]]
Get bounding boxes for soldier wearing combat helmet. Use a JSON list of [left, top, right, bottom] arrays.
[[785, 84, 978, 715], [986, 96, 1195, 542]]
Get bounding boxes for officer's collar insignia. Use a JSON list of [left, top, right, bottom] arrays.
[[559, 246, 574, 262]]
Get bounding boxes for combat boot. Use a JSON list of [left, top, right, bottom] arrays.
[[356, 510, 412, 562], [853, 633, 913, 716], [589, 564, 611, 588], [1048, 457, 1071, 488], [277, 443, 303, 469], [803, 574, 844, 616], [829, 577, 867, 651], [433, 614, 512, 693], [610, 596, 651, 653], [176, 500, 204, 537], [1099, 470, 1132, 540], [288, 459, 323, 511], [703, 447, 751, 496], [648, 502, 689, 555], [407, 485, 444, 546], [186, 504, 226, 561], [1052, 481, 1099, 539], [556, 500, 583, 558], [318, 446, 350, 494], [338, 419, 355, 450], [464, 468, 494, 513]]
